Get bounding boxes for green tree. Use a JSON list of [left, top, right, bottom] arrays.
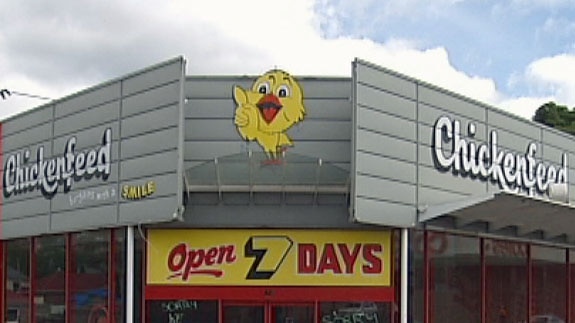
[[533, 101, 575, 135]]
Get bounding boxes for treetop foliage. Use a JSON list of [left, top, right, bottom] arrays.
[[533, 102, 575, 136]]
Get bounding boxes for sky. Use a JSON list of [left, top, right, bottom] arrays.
[[1, 0, 574, 121]]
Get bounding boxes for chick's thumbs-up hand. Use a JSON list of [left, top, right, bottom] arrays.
[[233, 86, 259, 139]]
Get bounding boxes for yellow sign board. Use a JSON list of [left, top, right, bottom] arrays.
[[147, 229, 392, 286]]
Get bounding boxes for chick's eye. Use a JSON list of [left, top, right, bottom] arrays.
[[257, 82, 270, 94], [277, 85, 291, 97]]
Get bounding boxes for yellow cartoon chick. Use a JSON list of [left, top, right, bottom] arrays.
[[233, 70, 306, 157]]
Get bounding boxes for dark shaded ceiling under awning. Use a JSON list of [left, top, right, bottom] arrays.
[[418, 192, 575, 245]]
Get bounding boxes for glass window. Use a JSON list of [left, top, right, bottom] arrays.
[[34, 235, 66, 323], [430, 233, 480, 323], [148, 300, 217, 323], [6, 239, 30, 323], [320, 302, 390, 323], [70, 230, 110, 323], [531, 246, 566, 323], [484, 239, 528, 323]]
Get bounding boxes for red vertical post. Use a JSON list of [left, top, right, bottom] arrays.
[[0, 241, 5, 323], [109, 229, 116, 323], [66, 233, 73, 323], [29, 238, 35, 323], [480, 238, 486, 323], [527, 244, 532, 323]]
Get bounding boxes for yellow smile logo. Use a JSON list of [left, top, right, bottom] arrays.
[[233, 70, 306, 158]]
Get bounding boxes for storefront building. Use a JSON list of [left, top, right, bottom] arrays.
[[1, 57, 575, 323]]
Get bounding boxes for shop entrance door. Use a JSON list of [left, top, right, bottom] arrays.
[[222, 301, 315, 323]]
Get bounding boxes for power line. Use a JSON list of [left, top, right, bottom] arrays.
[[0, 89, 51, 101]]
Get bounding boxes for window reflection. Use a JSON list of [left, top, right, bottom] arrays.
[[71, 230, 110, 323], [430, 233, 481, 323], [531, 246, 566, 323], [6, 239, 30, 323], [485, 239, 528, 323], [35, 235, 66, 323]]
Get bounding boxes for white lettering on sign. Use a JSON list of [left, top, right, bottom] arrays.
[[432, 116, 568, 194], [3, 128, 112, 198]]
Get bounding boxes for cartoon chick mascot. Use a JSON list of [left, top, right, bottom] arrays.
[[233, 69, 306, 158]]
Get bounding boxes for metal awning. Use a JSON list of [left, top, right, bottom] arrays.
[[418, 191, 575, 244], [184, 152, 350, 203]]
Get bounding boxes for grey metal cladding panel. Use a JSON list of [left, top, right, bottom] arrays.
[[487, 127, 540, 153], [118, 195, 177, 224], [290, 120, 351, 141], [356, 84, 416, 120], [53, 101, 120, 137], [304, 98, 351, 120], [122, 58, 183, 96], [487, 109, 541, 140], [356, 151, 416, 184], [185, 99, 234, 119], [52, 127, 119, 165], [2, 197, 50, 220], [185, 119, 238, 141], [50, 205, 118, 233], [356, 128, 416, 162], [355, 62, 416, 100], [185, 98, 350, 120], [122, 81, 180, 118], [542, 145, 570, 165], [55, 82, 121, 118], [542, 129, 575, 154], [2, 215, 50, 239], [184, 141, 351, 164], [121, 104, 178, 138], [185, 78, 253, 98], [418, 186, 469, 206], [355, 174, 415, 205], [418, 145, 442, 168], [51, 182, 119, 212], [297, 79, 351, 98], [353, 198, 416, 227], [419, 165, 487, 195], [120, 128, 178, 160], [2, 106, 53, 136], [418, 85, 485, 121], [418, 102, 488, 130], [184, 141, 250, 162], [185, 77, 350, 99], [358, 107, 416, 142], [3, 123, 53, 153], [186, 119, 349, 141], [120, 150, 178, 180]]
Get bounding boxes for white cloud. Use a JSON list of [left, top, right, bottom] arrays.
[[0, 0, 570, 123], [525, 54, 575, 104]]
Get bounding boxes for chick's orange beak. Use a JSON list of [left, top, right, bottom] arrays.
[[257, 94, 283, 124]]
